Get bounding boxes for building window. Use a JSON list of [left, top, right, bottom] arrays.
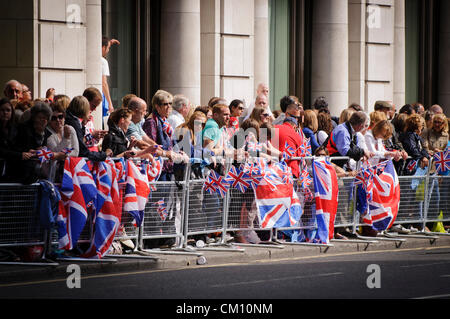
[[102, 0, 160, 109], [269, 0, 290, 110]]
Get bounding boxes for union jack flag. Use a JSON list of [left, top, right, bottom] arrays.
[[406, 159, 418, 173], [360, 160, 400, 231], [83, 161, 121, 258], [36, 147, 54, 163], [277, 161, 293, 185], [62, 147, 74, 155], [299, 138, 311, 157], [311, 158, 339, 244], [203, 178, 217, 194], [204, 170, 229, 198], [245, 133, 263, 152], [155, 199, 168, 221], [247, 140, 263, 152], [84, 132, 94, 147], [254, 162, 302, 229], [281, 141, 296, 162], [144, 157, 163, 191], [298, 168, 312, 188], [57, 157, 97, 250], [124, 160, 150, 227], [224, 165, 251, 193], [162, 118, 173, 137], [434, 149, 450, 174], [114, 158, 127, 183], [241, 161, 262, 189]]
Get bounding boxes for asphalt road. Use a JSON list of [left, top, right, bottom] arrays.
[[1, 246, 449, 300]]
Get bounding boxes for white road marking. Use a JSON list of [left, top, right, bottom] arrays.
[[210, 272, 344, 288]]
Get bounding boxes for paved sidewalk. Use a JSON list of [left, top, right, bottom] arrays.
[[1, 233, 449, 285]]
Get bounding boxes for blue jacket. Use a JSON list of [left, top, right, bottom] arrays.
[[302, 127, 320, 154]]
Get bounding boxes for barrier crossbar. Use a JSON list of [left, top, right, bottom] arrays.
[[1, 153, 449, 263]]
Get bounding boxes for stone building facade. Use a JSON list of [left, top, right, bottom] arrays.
[[1, 0, 448, 129]]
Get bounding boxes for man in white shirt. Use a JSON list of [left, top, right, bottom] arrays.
[[168, 94, 190, 129], [101, 37, 120, 118]]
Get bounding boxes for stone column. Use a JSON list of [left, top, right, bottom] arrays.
[[438, 0, 450, 115], [393, 0, 406, 109], [160, 0, 201, 106], [86, 0, 103, 129], [311, 0, 348, 115], [348, 0, 366, 110], [200, 0, 221, 105], [254, 0, 269, 91]]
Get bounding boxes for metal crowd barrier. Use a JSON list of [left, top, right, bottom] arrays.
[[0, 183, 58, 266], [1, 153, 449, 265]]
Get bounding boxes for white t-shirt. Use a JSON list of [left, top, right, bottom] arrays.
[[101, 57, 110, 77], [167, 109, 185, 130]]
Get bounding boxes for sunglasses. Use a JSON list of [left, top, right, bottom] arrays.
[[51, 114, 64, 121], [161, 102, 173, 107], [261, 113, 270, 117]]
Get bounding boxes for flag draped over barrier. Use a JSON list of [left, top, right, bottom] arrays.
[[434, 148, 450, 175], [83, 161, 122, 258], [311, 158, 339, 244], [357, 160, 400, 231], [124, 160, 150, 227], [57, 157, 97, 250], [254, 161, 302, 229]]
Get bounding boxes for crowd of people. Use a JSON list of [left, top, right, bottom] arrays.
[[1, 78, 449, 244]]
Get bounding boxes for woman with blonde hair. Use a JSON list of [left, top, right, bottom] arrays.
[[365, 120, 402, 166], [369, 111, 387, 129], [339, 108, 354, 124], [302, 109, 320, 153], [421, 113, 449, 156]]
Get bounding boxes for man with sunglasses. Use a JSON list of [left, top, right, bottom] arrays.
[[272, 95, 303, 126]]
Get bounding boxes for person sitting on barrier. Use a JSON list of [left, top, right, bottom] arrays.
[[399, 114, 430, 175], [46, 102, 79, 157], [65, 96, 113, 162], [421, 113, 449, 157], [325, 111, 374, 169]]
